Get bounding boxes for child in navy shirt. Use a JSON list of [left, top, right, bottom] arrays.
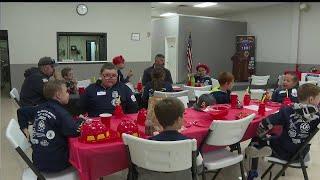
[[272, 72, 299, 103], [149, 97, 203, 168], [245, 83, 320, 180], [194, 63, 212, 86], [210, 72, 234, 104], [142, 67, 173, 108], [17, 80, 84, 173]]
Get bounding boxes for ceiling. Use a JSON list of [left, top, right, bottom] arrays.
[[151, 2, 285, 18]]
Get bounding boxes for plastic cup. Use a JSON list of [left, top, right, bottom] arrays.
[[258, 103, 266, 116], [99, 113, 112, 129], [78, 87, 86, 95], [230, 93, 238, 108]]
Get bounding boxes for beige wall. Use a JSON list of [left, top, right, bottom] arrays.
[[0, 2, 152, 64], [220, 2, 320, 65]]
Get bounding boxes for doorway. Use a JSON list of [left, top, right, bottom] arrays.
[[86, 40, 98, 61], [165, 36, 178, 83], [0, 30, 11, 94]]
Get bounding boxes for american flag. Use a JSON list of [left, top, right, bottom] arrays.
[[186, 33, 193, 74]]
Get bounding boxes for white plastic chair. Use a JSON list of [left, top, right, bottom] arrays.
[[211, 78, 219, 89], [182, 85, 212, 101], [299, 81, 317, 86], [122, 133, 198, 180], [6, 119, 79, 180], [10, 88, 21, 107], [77, 79, 91, 88], [306, 76, 320, 87], [200, 113, 256, 180], [249, 75, 270, 100], [194, 90, 211, 99], [177, 96, 189, 108], [153, 90, 189, 98]]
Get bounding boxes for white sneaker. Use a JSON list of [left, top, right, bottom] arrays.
[[245, 146, 272, 158]]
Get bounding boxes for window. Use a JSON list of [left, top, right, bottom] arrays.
[[57, 32, 107, 62]]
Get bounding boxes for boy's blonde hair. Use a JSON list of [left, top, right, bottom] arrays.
[[43, 80, 66, 100], [298, 83, 320, 102]]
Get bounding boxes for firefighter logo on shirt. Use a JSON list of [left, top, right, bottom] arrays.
[[131, 95, 136, 102], [112, 91, 119, 98], [288, 129, 297, 138], [300, 122, 310, 133], [46, 130, 55, 140], [38, 120, 46, 132], [40, 140, 49, 147]]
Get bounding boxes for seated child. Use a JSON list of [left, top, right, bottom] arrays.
[[17, 80, 84, 173], [272, 72, 299, 103], [193, 94, 216, 111], [142, 67, 173, 108], [245, 83, 320, 180], [210, 72, 234, 104], [61, 67, 77, 94], [149, 97, 203, 169], [194, 63, 212, 86]]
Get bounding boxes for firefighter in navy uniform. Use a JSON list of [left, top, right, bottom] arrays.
[[20, 57, 57, 107], [17, 80, 84, 173], [79, 63, 138, 117]]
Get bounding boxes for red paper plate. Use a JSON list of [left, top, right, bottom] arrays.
[[204, 104, 230, 119]]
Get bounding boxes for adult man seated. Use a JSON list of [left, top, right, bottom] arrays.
[[20, 57, 57, 107], [79, 63, 138, 117], [142, 54, 173, 86]]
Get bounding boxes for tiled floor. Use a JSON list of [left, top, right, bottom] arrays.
[[1, 86, 320, 180]]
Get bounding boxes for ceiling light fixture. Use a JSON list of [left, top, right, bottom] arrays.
[[160, 2, 173, 4], [160, 12, 177, 17], [193, 2, 218, 8]]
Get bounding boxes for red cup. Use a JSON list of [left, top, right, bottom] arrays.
[[282, 97, 292, 106], [230, 93, 238, 108], [258, 103, 266, 116], [99, 113, 112, 129], [78, 87, 86, 95], [243, 94, 251, 106]]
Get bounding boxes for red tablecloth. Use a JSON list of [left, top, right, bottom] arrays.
[[69, 103, 280, 180]]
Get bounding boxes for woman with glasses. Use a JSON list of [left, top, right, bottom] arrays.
[[78, 62, 138, 117]]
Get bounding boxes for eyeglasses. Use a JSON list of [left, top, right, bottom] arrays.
[[102, 73, 118, 79]]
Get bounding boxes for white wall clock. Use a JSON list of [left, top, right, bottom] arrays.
[[77, 4, 88, 16]]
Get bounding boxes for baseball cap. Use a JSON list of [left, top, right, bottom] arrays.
[[193, 94, 216, 111], [38, 57, 57, 67]]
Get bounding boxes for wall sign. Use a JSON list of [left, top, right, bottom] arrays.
[[131, 33, 140, 41]]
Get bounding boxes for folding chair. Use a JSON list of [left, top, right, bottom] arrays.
[[122, 133, 198, 180], [182, 85, 212, 101], [261, 123, 320, 180], [299, 81, 317, 86], [6, 119, 79, 180], [10, 88, 21, 107], [153, 90, 190, 108], [249, 75, 270, 100], [200, 113, 256, 180], [194, 90, 211, 99], [210, 78, 219, 89]]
